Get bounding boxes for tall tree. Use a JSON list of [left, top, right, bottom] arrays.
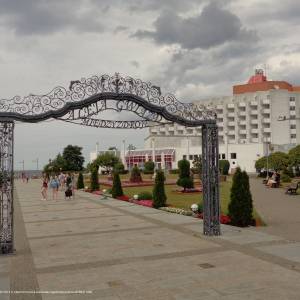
[[111, 171, 124, 198], [90, 167, 99, 191], [152, 170, 167, 208], [177, 159, 194, 191], [94, 152, 120, 173], [228, 168, 253, 227], [63, 145, 84, 171], [77, 172, 84, 189]]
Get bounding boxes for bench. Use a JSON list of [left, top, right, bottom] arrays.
[[285, 182, 300, 195]]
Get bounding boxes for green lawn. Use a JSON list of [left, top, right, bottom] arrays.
[[86, 173, 262, 221]]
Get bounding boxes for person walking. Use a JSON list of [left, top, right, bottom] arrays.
[[50, 176, 59, 200], [59, 172, 66, 191], [41, 177, 48, 201]]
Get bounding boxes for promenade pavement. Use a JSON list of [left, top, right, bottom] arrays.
[[1, 180, 300, 300], [250, 178, 300, 242]]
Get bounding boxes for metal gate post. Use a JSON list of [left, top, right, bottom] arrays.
[[0, 121, 14, 254], [202, 123, 221, 236]]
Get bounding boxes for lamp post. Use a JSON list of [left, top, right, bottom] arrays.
[[32, 158, 39, 171]]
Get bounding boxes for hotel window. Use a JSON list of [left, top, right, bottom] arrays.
[[230, 153, 237, 159], [290, 125, 296, 129], [222, 154, 226, 159], [291, 134, 296, 139], [290, 97, 296, 102], [189, 155, 193, 160], [183, 155, 187, 159]]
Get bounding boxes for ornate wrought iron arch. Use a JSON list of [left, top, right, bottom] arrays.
[[0, 73, 220, 254]]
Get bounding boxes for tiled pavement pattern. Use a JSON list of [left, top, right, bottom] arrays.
[[2, 180, 300, 299]]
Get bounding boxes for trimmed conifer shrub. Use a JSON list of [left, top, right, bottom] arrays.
[[219, 160, 230, 175], [228, 168, 253, 227], [130, 166, 143, 183], [77, 172, 84, 189], [176, 159, 194, 191], [152, 170, 167, 208], [111, 171, 124, 198], [90, 167, 99, 191], [144, 161, 155, 174]]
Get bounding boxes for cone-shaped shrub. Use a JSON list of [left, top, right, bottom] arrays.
[[77, 172, 84, 189], [228, 168, 253, 226], [152, 170, 167, 208], [176, 159, 194, 191], [90, 167, 99, 191], [130, 166, 143, 183], [111, 171, 123, 198]]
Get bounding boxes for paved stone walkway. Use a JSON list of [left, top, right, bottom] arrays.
[[250, 178, 300, 242], [1, 180, 300, 299]]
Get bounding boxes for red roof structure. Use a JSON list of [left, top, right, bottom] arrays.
[[233, 69, 300, 94]]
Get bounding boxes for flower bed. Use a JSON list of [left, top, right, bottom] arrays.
[[196, 213, 231, 224], [116, 195, 130, 201], [132, 199, 153, 207], [159, 207, 193, 216]]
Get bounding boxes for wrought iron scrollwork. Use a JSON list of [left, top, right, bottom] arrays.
[[0, 73, 216, 125]]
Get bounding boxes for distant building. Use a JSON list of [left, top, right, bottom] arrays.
[[144, 70, 300, 173]]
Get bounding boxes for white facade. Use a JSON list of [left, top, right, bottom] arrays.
[[145, 88, 300, 173]]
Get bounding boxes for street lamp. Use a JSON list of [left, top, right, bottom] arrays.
[[32, 158, 39, 171], [263, 137, 270, 178]]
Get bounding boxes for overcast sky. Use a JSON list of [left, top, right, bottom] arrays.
[[1, 0, 300, 170]]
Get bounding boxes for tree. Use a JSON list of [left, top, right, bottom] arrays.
[[219, 160, 230, 175], [127, 144, 136, 151], [176, 159, 194, 191], [94, 152, 120, 173], [111, 171, 124, 198], [108, 146, 118, 151], [152, 170, 167, 208], [130, 166, 143, 183], [90, 167, 99, 191], [228, 168, 253, 227], [114, 162, 125, 174], [63, 145, 84, 171], [288, 145, 300, 166], [255, 152, 289, 171], [77, 172, 84, 189], [144, 161, 155, 174]]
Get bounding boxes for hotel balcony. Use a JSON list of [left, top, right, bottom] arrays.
[[251, 128, 258, 134], [227, 112, 235, 118], [262, 108, 271, 114], [239, 120, 247, 126], [290, 102, 296, 107], [290, 119, 296, 125], [218, 122, 224, 128], [291, 128, 297, 134], [250, 110, 258, 115], [228, 130, 235, 136], [250, 119, 258, 125], [263, 127, 271, 133], [216, 104, 223, 110], [227, 103, 235, 109], [290, 110, 296, 116], [251, 138, 259, 143], [238, 111, 246, 117], [238, 102, 246, 108], [239, 129, 247, 135], [262, 118, 271, 124], [228, 121, 235, 127], [168, 126, 174, 131], [250, 101, 258, 106], [262, 99, 270, 105]]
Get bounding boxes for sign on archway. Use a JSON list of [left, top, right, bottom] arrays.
[[0, 73, 220, 254]]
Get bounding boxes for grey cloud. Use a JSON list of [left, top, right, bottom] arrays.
[[114, 25, 129, 34], [133, 2, 258, 49], [0, 0, 105, 36]]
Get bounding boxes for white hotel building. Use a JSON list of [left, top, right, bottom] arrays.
[[137, 70, 300, 173]]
